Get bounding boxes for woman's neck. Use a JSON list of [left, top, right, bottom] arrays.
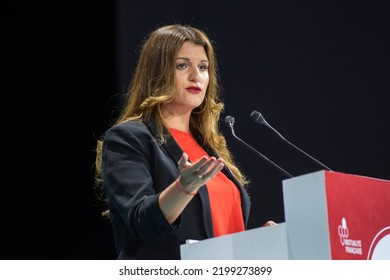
[[164, 115, 190, 132], [161, 106, 191, 132]]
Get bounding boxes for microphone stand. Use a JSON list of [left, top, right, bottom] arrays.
[[250, 110, 332, 171], [226, 117, 293, 178]]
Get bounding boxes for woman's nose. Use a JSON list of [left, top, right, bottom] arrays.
[[188, 66, 200, 82]]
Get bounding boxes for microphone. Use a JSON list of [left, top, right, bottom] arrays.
[[224, 115, 293, 178], [250, 110, 332, 171]]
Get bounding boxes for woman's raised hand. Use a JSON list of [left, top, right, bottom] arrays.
[[177, 153, 224, 193]]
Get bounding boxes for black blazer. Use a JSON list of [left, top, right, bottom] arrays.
[[102, 120, 251, 259]]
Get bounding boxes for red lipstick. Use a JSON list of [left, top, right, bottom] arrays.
[[186, 86, 202, 94]]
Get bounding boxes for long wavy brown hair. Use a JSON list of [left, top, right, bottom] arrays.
[[94, 24, 249, 217]]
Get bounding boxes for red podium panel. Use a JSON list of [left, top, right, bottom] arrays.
[[325, 171, 390, 259], [181, 170, 390, 260], [283, 170, 390, 260]]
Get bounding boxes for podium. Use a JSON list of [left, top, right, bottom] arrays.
[[180, 170, 390, 260], [180, 223, 289, 260]]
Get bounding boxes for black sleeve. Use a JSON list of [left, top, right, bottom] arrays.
[[102, 122, 180, 240]]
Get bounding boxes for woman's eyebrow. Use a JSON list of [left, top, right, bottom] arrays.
[[176, 57, 209, 63]]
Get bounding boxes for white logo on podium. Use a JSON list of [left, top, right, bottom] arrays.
[[337, 217, 362, 255]]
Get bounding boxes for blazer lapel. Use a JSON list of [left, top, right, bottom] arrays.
[[196, 186, 214, 238], [146, 120, 183, 164]]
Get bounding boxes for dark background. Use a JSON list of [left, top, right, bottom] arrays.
[[3, 1, 389, 259]]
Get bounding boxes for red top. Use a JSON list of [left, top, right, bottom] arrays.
[[169, 128, 245, 237]]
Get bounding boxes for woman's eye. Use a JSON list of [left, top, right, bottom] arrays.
[[199, 65, 208, 71], [176, 63, 187, 70]]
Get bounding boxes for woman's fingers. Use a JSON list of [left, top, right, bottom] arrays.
[[177, 153, 189, 170], [198, 158, 224, 180], [178, 153, 224, 188], [262, 220, 277, 227]]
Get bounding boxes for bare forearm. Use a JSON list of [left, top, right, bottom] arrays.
[[158, 179, 196, 224]]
